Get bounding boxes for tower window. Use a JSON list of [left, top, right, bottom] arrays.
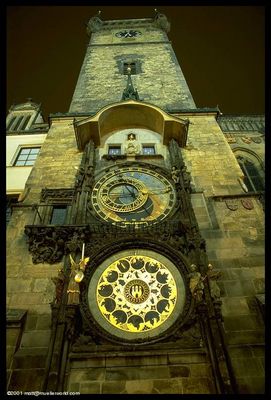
[[14, 147, 41, 166], [50, 206, 67, 225], [123, 62, 137, 75], [237, 156, 264, 192], [142, 145, 155, 155], [108, 145, 121, 155]]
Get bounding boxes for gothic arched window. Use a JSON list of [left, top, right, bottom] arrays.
[[237, 155, 264, 192]]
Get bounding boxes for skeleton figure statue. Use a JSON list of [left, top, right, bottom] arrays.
[[171, 166, 180, 184]]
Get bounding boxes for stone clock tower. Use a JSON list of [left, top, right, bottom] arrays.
[[69, 11, 196, 113], [7, 11, 264, 395]]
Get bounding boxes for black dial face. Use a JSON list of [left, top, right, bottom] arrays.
[[115, 30, 142, 38], [91, 166, 176, 227]]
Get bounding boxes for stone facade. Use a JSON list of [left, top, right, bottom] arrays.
[[6, 13, 264, 395], [67, 350, 214, 394]]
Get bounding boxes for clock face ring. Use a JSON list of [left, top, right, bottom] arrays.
[[87, 249, 186, 342], [91, 166, 176, 225], [100, 176, 148, 213]]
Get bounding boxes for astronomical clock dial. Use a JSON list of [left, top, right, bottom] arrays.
[[91, 166, 176, 226], [87, 250, 186, 342]]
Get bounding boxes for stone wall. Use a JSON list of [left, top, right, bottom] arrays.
[[181, 114, 265, 393], [69, 28, 195, 113], [6, 118, 82, 391], [67, 349, 215, 394]]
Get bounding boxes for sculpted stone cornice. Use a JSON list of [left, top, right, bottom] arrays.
[[24, 219, 203, 265]]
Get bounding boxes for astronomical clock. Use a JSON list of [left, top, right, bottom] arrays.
[[90, 165, 176, 227], [80, 161, 191, 344]]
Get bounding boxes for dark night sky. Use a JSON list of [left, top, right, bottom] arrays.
[[7, 6, 265, 121]]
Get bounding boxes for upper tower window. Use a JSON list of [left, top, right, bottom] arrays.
[[123, 62, 137, 75]]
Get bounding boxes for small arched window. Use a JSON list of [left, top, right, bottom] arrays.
[[237, 155, 264, 192]]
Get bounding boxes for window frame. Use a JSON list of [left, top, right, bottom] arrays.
[[108, 145, 122, 156], [123, 62, 137, 75], [142, 144, 156, 155], [6, 195, 19, 226], [50, 205, 68, 225], [13, 146, 41, 167], [237, 155, 264, 192]]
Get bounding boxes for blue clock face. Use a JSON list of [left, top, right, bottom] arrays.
[[115, 30, 142, 38]]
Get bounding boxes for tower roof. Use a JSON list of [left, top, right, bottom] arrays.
[[87, 10, 170, 35]]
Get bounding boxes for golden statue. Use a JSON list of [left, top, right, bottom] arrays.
[[67, 243, 89, 305]]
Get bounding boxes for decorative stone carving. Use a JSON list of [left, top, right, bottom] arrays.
[[74, 140, 95, 191], [171, 166, 180, 184], [241, 136, 252, 144], [51, 269, 65, 304], [206, 264, 222, 300], [241, 198, 254, 210], [225, 199, 238, 211], [86, 11, 102, 35], [251, 137, 262, 143], [153, 9, 170, 32], [181, 165, 192, 193], [41, 188, 74, 202], [24, 225, 91, 264], [169, 139, 192, 194], [25, 226, 66, 264], [188, 264, 206, 303], [124, 132, 140, 156]]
